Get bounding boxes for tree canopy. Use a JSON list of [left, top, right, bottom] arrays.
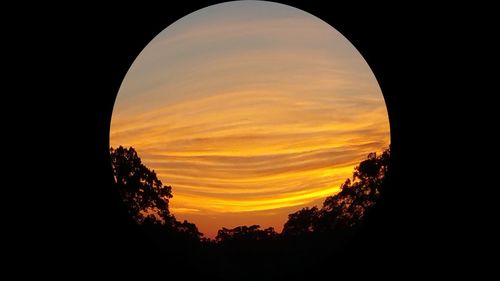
[[216, 225, 278, 243], [282, 207, 319, 237], [110, 145, 390, 279], [111, 145, 390, 243], [110, 146, 202, 240], [110, 146, 172, 224], [283, 147, 391, 235]]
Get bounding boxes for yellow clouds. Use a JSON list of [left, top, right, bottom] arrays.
[[110, 1, 390, 238], [111, 90, 389, 237]]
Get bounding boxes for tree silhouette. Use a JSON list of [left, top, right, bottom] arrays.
[[214, 148, 390, 243], [110, 146, 173, 224], [111, 146, 203, 241], [280, 147, 390, 237], [282, 207, 319, 237], [216, 225, 277, 243], [109, 144, 391, 279], [316, 147, 390, 233], [173, 219, 203, 241]]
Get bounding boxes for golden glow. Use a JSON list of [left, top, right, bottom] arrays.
[[110, 2, 390, 238]]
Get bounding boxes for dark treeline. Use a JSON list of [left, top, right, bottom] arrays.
[[110, 146, 390, 279]]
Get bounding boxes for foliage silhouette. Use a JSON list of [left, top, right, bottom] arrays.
[[110, 146, 203, 242], [282, 147, 391, 236], [317, 147, 390, 232], [110, 146, 173, 224], [282, 207, 319, 237], [110, 145, 390, 280], [216, 225, 278, 243]]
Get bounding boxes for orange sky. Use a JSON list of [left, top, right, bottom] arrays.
[[110, 2, 390, 238]]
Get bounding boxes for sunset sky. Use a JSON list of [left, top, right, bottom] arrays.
[[110, 2, 390, 238]]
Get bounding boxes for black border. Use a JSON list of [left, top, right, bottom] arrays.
[[16, 1, 456, 278]]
